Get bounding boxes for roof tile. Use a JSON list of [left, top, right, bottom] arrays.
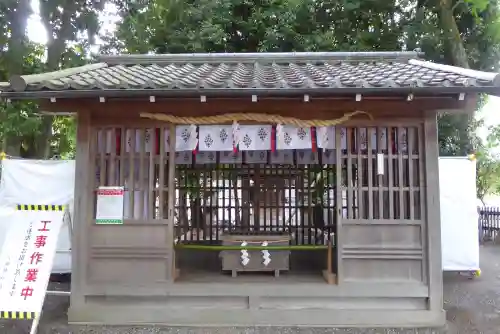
[[2, 52, 499, 95]]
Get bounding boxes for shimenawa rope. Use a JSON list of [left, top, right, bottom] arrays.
[[140, 111, 372, 126]]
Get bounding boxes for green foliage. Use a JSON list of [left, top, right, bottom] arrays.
[[0, 43, 45, 156], [464, 0, 490, 18], [476, 125, 500, 203], [52, 116, 76, 159], [0, 0, 103, 158], [107, 0, 408, 54], [0, 100, 42, 139]]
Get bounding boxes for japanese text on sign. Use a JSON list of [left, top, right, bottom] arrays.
[[0, 209, 65, 314]]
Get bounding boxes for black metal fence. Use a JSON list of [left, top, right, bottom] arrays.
[[479, 206, 500, 242]]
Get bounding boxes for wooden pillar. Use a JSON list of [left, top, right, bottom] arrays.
[[70, 111, 91, 307], [167, 123, 177, 280], [423, 111, 443, 312], [254, 165, 261, 229], [334, 126, 343, 284]]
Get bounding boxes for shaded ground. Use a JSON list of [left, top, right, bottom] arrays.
[[2, 245, 500, 333]]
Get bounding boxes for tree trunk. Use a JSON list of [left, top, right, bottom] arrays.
[[438, 0, 470, 68], [4, 0, 30, 156], [407, 0, 427, 51], [6, 0, 30, 75], [39, 116, 54, 158], [38, 1, 79, 159], [437, 0, 474, 162]]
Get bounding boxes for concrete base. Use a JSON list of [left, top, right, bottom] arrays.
[[64, 325, 449, 334], [68, 306, 446, 328]]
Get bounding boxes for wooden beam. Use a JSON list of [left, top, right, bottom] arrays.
[[40, 96, 468, 117]]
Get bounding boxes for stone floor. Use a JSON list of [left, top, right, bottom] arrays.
[[2, 244, 500, 333]]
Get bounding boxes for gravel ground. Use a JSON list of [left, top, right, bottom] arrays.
[[2, 245, 500, 334], [443, 243, 500, 334]]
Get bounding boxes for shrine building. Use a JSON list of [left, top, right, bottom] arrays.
[[1, 51, 499, 327]]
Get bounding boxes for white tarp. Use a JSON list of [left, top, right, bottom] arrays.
[[0, 210, 65, 313], [439, 156, 480, 272], [0, 159, 75, 273]]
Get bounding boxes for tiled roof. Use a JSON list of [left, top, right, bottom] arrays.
[[1, 52, 500, 97]]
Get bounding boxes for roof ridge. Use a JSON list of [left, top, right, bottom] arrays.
[[4, 53, 500, 98], [408, 59, 500, 85], [98, 51, 423, 65], [8, 63, 108, 92]]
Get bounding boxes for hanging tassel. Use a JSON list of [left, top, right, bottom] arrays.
[[192, 125, 198, 155], [311, 126, 317, 152], [320, 126, 331, 149], [232, 121, 240, 154], [275, 124, 284, 152], [164, 128, 169, 151]]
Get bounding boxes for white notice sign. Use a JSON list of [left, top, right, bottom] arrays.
[[96, 186, 124, 224], [0, 210, 65, 314]]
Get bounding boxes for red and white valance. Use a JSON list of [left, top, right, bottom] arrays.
[[316, 126, 407, 152], [276, 125, 312, 150], [236, 125, 272, 151], [198, 125, 234, 151], [96, 125, 409, 155], [170, 125, 198, 151], [124, 129, 155, 153], [316, 127, 349, 149]]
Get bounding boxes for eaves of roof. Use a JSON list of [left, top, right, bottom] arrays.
[[1, 51, 499, 99]]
